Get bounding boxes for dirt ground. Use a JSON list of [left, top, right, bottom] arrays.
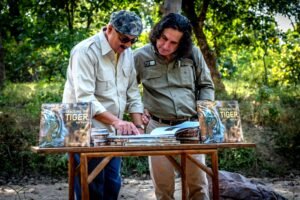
[[0, 175, 299, 200]]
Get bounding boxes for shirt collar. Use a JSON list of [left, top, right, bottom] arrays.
[[99, 27, 114, 56], [150, 44, 177, 64]]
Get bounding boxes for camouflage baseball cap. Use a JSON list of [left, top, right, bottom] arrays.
[[109, 10, 143, 37]]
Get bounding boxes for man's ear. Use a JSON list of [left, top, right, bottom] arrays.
[[107, 24, 113, 33]]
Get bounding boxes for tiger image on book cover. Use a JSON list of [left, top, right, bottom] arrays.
[[197, 100, 244, 143], [39, 102, 91, 147]]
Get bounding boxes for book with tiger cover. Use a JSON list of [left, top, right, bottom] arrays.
[[38, 102, 91, 147], [197, 100, 244, 143]]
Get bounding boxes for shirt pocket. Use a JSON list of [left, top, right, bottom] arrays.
[[143, 66, 162, 80], [95, 68, 114, 92], [178, 59, 195, 87], [142, 66, 165, 90], [119, 66, 131, 95]]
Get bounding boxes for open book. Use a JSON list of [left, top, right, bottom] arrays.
[[150, 121, 199, 135], [150, 121, 200, 143]]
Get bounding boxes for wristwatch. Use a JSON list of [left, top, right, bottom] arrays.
[[135, 124, 145, 130]]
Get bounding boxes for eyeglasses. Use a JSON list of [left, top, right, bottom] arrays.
[[115, 29, 138, 44]]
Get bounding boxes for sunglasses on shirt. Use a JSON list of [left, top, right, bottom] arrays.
[[115, 29, 138, 44]]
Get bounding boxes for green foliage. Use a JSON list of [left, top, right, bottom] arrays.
[[28, 153, 68, 177], [0, 112, 67, 178], [272, 93, 300, 168], [275, 30, 300, 86], [25, 81, 64, 117], [202, 0, 300, 88], [218, 148, 257, 175], [222, 80, 300, 171], [42, 154, 68, 177], [122, 157, 149, 176], [4, 28, 89, 82], [1, 0, 298, 87], [1, 0, 155, 82], [0, 81, 66, 178], [0, 81, 64, 118], [0, 111, 38, 177]]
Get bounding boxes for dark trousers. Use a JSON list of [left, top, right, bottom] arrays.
[[74, 154, 122, 200]]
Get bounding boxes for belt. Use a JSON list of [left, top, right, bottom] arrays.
[[151, 115, 198, 126]]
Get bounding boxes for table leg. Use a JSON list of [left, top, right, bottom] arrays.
[[181, 153, 188, 200], [88, 156, 112, 184], [80, 153, 89, 200], [211, 151, 219, 200], [68, 153, 75, 200]]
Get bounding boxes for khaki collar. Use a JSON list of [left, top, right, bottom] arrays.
[[99, 27, 114, 56]]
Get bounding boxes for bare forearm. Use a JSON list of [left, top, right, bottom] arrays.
[[131, 113, 143, 125], [131, 113, 144, 133], [94, 111, 139, 135], [94, 111, 120, 125]]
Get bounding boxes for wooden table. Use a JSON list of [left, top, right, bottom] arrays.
[[31, 143, 255, 200]]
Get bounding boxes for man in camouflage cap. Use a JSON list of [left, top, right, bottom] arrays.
[[110, 10, 143, 37], [103, 10, 143, 54], [63, 10, 144, 199]]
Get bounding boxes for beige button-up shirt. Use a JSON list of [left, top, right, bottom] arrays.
[[63, 29, 143, 133], [134, 44, 214, 119]]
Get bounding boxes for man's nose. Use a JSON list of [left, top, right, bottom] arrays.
[[163, 42, 171, 49]]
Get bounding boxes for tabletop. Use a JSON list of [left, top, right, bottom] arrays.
[[31, 143, 256, 154]]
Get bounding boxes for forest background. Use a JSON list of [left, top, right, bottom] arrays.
[[0, 0, 299, 182]]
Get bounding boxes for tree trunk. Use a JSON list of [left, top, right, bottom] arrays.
[[182, 0, 225, 92], [0, 38, 5, 88], [8, 0, 22, 39], [160, 0, 182, 15], [65, 0, 75, 32]]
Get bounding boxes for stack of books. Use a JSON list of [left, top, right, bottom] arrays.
[[91, 128, 109, 146], [107, 134, 179, 146]]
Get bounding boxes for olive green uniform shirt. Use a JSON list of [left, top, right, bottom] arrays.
[[134, 44, 214, 119]]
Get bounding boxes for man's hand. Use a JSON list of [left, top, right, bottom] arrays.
[[94, 111, 140, 135], [112, 119, 140, 135]]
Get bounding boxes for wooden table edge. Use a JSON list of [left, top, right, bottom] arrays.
[[31, 143, 256, 154]]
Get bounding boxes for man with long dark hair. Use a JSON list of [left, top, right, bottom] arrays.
[[134, 13, 214, 200]]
